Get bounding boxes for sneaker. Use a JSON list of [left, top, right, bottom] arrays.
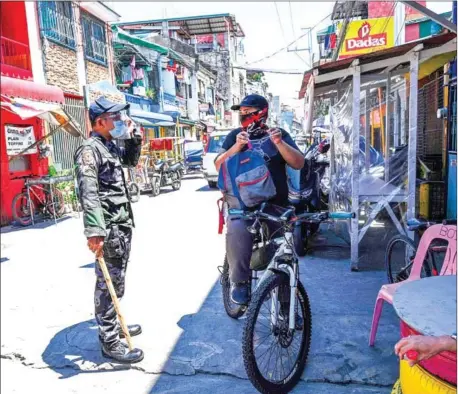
[[118, 324, 142, 338], [230, 281, 251, 306], [101, 341, 144, 364]]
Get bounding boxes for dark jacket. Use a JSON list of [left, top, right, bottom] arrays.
[[74, 132, 141, 238]]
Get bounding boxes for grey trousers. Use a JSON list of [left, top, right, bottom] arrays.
[[226, 207, 283, 283]]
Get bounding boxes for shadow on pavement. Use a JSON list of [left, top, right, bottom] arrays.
[[80, 262, 95, 269], [1, 215, 74, 234], [42, 319, 134, 379], [196, 186, 218, 192], [145, 249, 399, 393], [182, 174, 204, 181]]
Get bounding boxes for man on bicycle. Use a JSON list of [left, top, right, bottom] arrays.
[[74, 97, 143, 364], [215, 94, 304, 305]]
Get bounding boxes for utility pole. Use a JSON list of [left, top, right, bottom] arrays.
[[332, 1, 354, 61], [394, 2, 406, 46], [287, 27, 313, 68]]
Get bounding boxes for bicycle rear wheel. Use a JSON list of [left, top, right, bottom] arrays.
[[242, 273, 311, 394], [220, 255, 246, 319], [46, 187, 65, 217], [12, 192, 35, 226], [385, 235, 432, 283]]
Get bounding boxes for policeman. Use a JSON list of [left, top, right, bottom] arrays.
[[74, 97, 143, 364]]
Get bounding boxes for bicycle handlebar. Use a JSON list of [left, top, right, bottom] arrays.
[[228, 207, 354, 225]]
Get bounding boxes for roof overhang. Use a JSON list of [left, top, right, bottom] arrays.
[[116, 13, 245, 38], [80, 2, 121, 23], [298, 32, 457, 99]]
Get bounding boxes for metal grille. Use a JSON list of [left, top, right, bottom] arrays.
[[50, 96, 89, 171], [417, 74, 445, 160]]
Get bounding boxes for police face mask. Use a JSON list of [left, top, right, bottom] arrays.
[[108, 112, 131, 140]]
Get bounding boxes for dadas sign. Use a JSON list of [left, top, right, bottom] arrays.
[[338, 17, 394, 59]]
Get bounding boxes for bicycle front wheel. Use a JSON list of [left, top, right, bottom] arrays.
[[242, 272, 311, 394], [12, 192, 35, 226]]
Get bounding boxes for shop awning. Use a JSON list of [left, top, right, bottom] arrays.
[[178, 118, 196, 126], [1, 94, 82, 138], [130, 109, 175, 127], [1, 76, 65, 104]]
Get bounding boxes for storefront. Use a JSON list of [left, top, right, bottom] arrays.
[[0, 76, 66, 225]]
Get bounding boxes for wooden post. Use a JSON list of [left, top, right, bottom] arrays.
[[98, 256, 133, 351]]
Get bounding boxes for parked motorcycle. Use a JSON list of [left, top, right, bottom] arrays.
[[287, 138, 331, 256], [149, 158, 183, 197]]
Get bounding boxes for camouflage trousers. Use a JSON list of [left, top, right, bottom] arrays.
[[95, 225, 132, 345]]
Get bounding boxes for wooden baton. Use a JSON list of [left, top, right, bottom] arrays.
[[97, 255, 133, 351]]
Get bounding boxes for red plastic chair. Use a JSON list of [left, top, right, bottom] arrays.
[[368, 224, 457, 346]]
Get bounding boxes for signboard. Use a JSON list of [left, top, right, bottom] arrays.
[[338, 17, 394, 59], [5, 125, 37, 155], [199, 103, 209, 112]]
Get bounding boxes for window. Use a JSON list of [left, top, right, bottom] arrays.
[[81, 13, 107, 65], [38, 2, 75, 48]]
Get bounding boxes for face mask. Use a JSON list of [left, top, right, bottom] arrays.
[[240, 108, 268, 137], [109, 120, 130, 140]]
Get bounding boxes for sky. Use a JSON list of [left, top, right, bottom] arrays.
[[109, 1, 453, 112]]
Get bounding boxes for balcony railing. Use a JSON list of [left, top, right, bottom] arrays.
[[0, 36, 32, 72]]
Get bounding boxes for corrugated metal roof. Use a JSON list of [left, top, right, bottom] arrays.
[[298, 32, 457, 99], [115, 13, 245, 38]]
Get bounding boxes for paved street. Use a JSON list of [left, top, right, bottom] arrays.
[[1, 176, 399, 393]]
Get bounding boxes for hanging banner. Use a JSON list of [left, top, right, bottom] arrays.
[[303, 76, 314, 134], [5, 125, 37, 155], [338, 17, 394, 59]]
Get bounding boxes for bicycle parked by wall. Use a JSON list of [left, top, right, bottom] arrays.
[[11, 175, 70, 226], [219, 203, 353, 393], [385, 218, 457, 283]]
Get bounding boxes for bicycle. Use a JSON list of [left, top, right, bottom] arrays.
[[385, 218, 457, 284], [11, 176, 67, 226], [221, 203, 354, 393]]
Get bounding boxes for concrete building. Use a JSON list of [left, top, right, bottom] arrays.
[[116, 14, 246, 128], [32, 1, 121, 170]]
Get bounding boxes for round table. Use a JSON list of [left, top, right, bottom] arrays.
[[393, 275, 457, 337]]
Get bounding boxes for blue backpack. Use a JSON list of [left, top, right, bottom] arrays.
[[217, 146, 277, 210]]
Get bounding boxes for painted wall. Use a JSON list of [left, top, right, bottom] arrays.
[[368, 1, 426, 19]]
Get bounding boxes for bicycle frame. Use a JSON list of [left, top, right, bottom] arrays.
[[25, 182, 58, 225], [251, 228, 299, 331]]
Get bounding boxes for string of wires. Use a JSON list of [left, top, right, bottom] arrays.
[[245, 11, 332, 66]]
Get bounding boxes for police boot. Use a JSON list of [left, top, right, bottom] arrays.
[[119, 324, 142, 338], [101, 341, 144, 364]]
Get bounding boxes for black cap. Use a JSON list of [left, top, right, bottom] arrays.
[[231, 94, 269, 111], [89, 97, 130, 122]]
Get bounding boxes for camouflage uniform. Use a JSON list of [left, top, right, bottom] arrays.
[[74, 132, 141, 345]]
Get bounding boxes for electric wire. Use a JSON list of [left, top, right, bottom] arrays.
[[245, 12, 332, 66], [274, 2, 308, 65]]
